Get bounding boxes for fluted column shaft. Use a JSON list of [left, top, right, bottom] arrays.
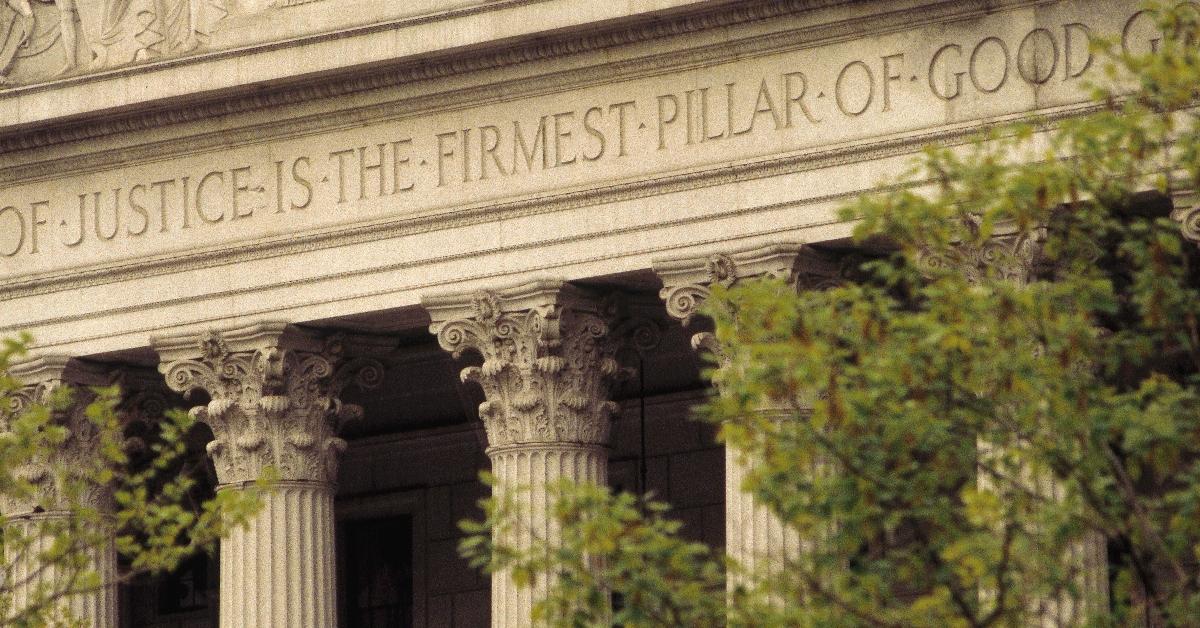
[[724, 445, 801, 590], [154, 322, 382, 628], [7, 513, 118, 627], [488, 444, 607, 625], [926, 225, 1108, 624], [219, 481, 335, 627], [655, 244, 818, 595]]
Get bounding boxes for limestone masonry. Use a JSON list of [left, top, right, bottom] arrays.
[[0, 1, 1165, 626]]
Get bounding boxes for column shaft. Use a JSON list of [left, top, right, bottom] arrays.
[[653, 243, 813, 598], [725, 447, 801, 590], [219, 481, 335, 628], [488, 444, 607, 627], [4, 357, 119, 628], [8, 514, 118, 628]]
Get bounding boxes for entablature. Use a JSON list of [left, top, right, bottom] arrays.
[[0, 0, 1155, 357]]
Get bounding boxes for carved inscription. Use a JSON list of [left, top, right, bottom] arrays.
[[0, 1, 1152, 271]]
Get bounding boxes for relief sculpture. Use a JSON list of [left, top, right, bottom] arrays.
[[0, 0, 83, 84], [0, 0, 307, 86], [0, 1, 34, 84]]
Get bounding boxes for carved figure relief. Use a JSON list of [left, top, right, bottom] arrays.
[[0, 0, 322, 86], [0, 0, 78, 84]]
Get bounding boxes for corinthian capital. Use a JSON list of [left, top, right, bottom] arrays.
[[424, 280, 654, 449], [1171, 189, 1200, 247], [152, 322, 384, 486], [3, 356, 113, 515], [654, 243, 835, 351], [915, 218, 1046, 286]]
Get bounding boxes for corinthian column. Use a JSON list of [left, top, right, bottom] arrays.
[[920, 222, 1107, 625], [655, 243, 839, 591], [3, 356, 118, 628], [153, 322, 382, 628], [424, 280, 644, 628]]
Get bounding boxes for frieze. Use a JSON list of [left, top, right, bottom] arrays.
[[0, 0, 547, 87], [0, 0, 1147, 283]]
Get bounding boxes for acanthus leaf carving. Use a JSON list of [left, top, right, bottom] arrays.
[[154, 323, 383, 486], [0, 356, 115, 516], [653, 243, 808, 355], [915, 217, 1047, 287], [426, 281, 653, 450]]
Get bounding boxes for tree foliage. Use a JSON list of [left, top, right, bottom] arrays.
[[461, 3, 1200, 626], [0, 336, 262, 627]]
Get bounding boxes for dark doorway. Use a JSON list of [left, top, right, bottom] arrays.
[[342, 515, 415, 628]]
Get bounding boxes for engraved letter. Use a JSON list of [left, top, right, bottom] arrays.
[[1017, 28, 1058, 85], [196, 171, 226, 224], [0, 206, 22, 257], [684, 90, 698, 145], [436, 131, 458, 187], [230, 166, 254, 220], [151, 178, 177, 233], [29, 201, 47, 254], [329, 148, 355, 203], [93, 189, 120, 241], [725, 83, 743, 137], [783, 72, 820, 126], [292, 157, 314, 209], [696, 87, 725, 140], [656, 94, 679, 150], [552, 111, 577, 167], [62, 197, 85, 247], [609, 101, 636, 157], [359, 144, 387, 199], [178, 175, 190, 229], [1063, 23, 1093, 79], [970, 36, 1009, 94], [479, 126, 507, 180], [929, 43, 965, 101], [513, 117, 549, 173], [274, 161, 285, 214], [390, 142, 414, 193], [880, 53, 904, 112], [582, 106, 606, 161], [1122, 10, 1161, 56], [744, 78, 783, 133], [835, 60, 874, 116], [460, 128, 472, 183], [127, 184, 150, 236]]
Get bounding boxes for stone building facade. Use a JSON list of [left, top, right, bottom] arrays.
[[0, 0, 1175, 625]]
